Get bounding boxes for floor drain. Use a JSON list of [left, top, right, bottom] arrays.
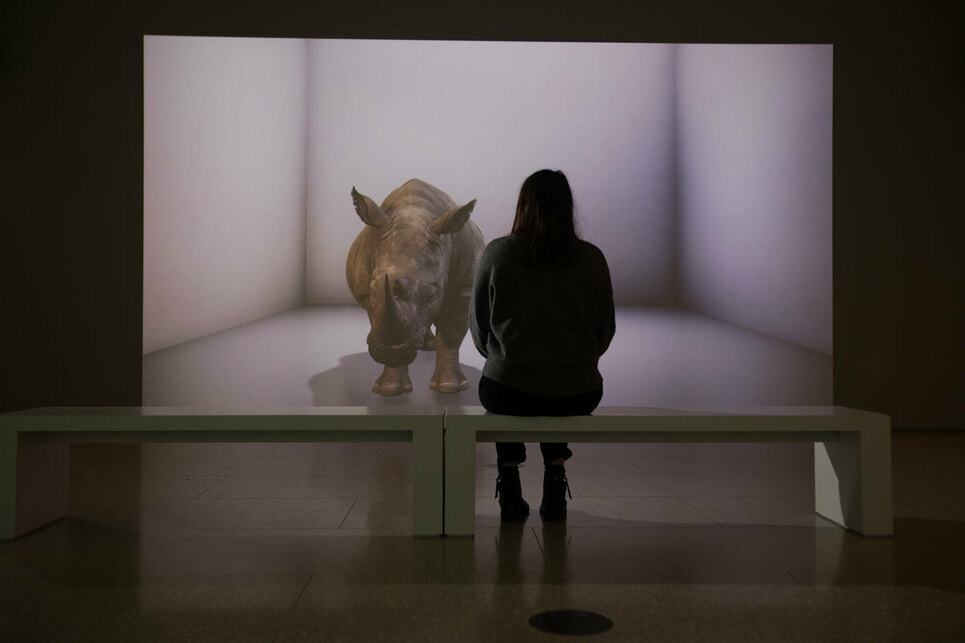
[[529, 610, 614, 635]]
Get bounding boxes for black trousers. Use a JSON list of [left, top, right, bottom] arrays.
[[478, 375, 603, 467]]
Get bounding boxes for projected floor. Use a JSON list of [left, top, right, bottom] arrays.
[[142, 306, 831, 408]]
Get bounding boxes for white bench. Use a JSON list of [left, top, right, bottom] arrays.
[[2, 405, 894, 540], [0, 407, 445, 539], [443, 406, 893, 537]]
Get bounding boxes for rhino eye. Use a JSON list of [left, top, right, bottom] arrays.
[[421, 283, 439, 303], [391, 279, 410, 300]]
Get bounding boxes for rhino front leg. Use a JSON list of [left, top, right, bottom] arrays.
[[373, 365, 412, 396], [421, 326, 436, 351], [430, 331, 468, 393]]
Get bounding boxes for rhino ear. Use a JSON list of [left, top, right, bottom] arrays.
[[352, 187, 389, 228], [431, 199, 476, 235]]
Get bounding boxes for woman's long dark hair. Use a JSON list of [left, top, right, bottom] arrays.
[[511, 169, 580, 270]]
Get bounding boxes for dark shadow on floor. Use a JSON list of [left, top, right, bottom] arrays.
[[827, 517, 965, 594]]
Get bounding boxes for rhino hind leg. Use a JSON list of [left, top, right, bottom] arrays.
[[421, 326, 436, 351], [430, 331, 468, 393], [373, 365, 413, 396]]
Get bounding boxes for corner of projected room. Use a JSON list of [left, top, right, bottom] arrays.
[[143, 37, 832, 409]]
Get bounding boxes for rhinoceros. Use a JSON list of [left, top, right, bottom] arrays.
[[346, 179, 485, 396]]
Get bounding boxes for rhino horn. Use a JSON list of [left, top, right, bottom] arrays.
[[379, 274, 405, 335], [352, 187, 390, 228], [431, 199, 476, 234]]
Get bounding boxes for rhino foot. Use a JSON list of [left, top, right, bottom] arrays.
[[430, 365, 468, 394], [373, 365, 412, 396], [430, 379, 469, 394]]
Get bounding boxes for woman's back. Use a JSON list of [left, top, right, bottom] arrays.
[[470, 233, 615, 397]]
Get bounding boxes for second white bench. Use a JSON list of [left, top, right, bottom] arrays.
[[443, 406, 893, 537]]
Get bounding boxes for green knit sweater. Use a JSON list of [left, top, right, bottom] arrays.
[[469, 234, 616, 396]]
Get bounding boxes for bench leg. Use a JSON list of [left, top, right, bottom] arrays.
[[0, 432, 70, 540], [444, 426, 476, 537], [0, 431, 15, 539], [411, 426, 444, 536], [815, 420, 893, 536]]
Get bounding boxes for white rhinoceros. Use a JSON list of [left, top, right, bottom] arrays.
[[346, 179, 485, 396]]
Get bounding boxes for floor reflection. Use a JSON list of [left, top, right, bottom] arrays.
[[1, 433, 963, 640], [143, 305, 832, 408]]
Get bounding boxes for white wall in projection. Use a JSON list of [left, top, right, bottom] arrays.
[[305, 40, 676, 305], [676, 44, 833, 354], [143, 37, 832, 371], [143, 37, 308, 354]]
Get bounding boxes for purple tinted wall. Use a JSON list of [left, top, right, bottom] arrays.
[[676, 44, 833, 354], [143, 37, 308, 353]]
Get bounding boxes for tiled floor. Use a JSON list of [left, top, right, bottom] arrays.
[[1, 433, 963, 641]]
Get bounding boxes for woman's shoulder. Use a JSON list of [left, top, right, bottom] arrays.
[[482, 234, 524, 258], [485, 234, 515, 249], [478, 235, 518, 270], [577, 239, 608, 263]]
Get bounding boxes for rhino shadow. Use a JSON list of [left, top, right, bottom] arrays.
[[308, 351, 483, 408]]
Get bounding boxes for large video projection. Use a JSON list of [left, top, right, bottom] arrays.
[[143, 36, 832, 408]]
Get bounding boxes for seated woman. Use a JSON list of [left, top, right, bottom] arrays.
[[469, 169, 616, 521]]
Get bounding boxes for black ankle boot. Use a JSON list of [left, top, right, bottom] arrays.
[[540, 464, 572, 522], [495, 466, 529, 521]]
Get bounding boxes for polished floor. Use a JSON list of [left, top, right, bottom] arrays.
[[142, 305, 832, 408], [1, 432, 963, 641]]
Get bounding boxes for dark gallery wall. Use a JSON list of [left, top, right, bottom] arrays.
[[1, 0, 962, 428]]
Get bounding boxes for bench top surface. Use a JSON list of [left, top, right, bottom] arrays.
[[0, 407, 446, 432], [2, 405, 887, 420], [3, 406, 445, 417], [0, 406, 888, 436], [448, 405, 887, 418], [444, 405, 889, 434]]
